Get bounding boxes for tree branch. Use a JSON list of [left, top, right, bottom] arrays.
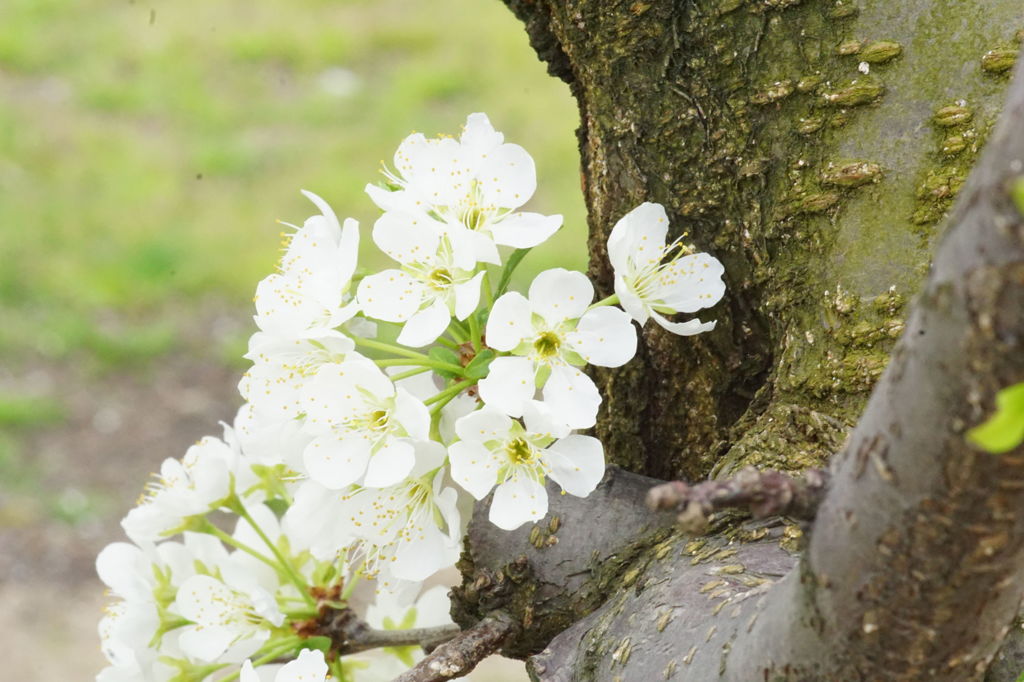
[[724, 58, 1024, 682], [646, 467, 830, 533], [295, 605, 460, 657], [522, 59, 1024, 682], [391, 614, 518, 682]]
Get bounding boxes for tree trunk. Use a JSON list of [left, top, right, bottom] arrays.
[[448, 1, 1024, 680]]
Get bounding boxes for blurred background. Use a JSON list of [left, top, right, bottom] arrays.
[[0, 0, 585, 678]]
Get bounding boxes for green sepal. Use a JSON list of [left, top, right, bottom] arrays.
[[967, 382, 1024, 454], [463, 348, 496, 379]]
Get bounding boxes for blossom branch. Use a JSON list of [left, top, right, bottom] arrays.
[[391, 614, 518, 682], [646, 466, 830, 533]]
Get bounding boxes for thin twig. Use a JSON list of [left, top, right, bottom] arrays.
[[294, 604, 461, 656], [646, 467, 830, 534], [392, 614, 518, 682]]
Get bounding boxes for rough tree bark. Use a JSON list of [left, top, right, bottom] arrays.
[[441, 2, 1024, 681]]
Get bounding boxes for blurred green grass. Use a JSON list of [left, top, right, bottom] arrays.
[[0, 0, 586, 365]]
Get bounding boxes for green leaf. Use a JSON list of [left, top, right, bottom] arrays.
[[429, 346, 462, 379], [967, 382, 1024, 454], [463, 348, 496, 379], [495, 248, 532, 297], [1012, 176, 1024, 217]]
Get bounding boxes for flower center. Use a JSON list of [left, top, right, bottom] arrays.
[[505, 438, 534, 464], [463, 206, 487, 231], [533, 331, 561, 359], [428, 268, 454, 290], [368, 409, 390, 431]]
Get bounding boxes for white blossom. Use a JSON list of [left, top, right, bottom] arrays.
[[253, 191, 360, 340], [606, 202, 725, 335], [175, 573, 284, 663], [477, 268, 636, 429], [285, 443, 462, 585], [240, 649, 329, 682], [366, 113, 562, 270], [121, 436, 238, 543], [299, 356, 430, 489], [448, 405, 603, 529], [356, 216, 484, 347]]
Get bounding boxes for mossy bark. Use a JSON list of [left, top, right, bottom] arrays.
[[504, 0, 1020, 481], [446, 1, 1024, 680]]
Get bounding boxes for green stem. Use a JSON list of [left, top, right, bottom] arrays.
[[449, 318, 471, 339], [467, 312, 482, 352], [235, 505, 317, 609], [331, 657, 351, 682], [202, 522, 281, 574], [350, 336, 432, 362], [387, 366, 432, 382], [482, 269, 495, 308], [588, 293, 620, 309], [436, 335, 460, 350], [283, 607, 320, 619], [426, 379, 475, 414], [375, 357, 465, 374]]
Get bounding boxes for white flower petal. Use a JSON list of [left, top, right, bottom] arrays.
[[489, 476, 548, 530], [521, 400, 572, 440], [393, 388, 430, 441], [657, 252, 727, 313], [239, 660, 259, 682], [409, 439, 448, 477], [545, 435, 605, 497], [477, 143, 536, 209], [253, 273, 330, 337], [614, 274, 650, 325], [301, 359, 393, 432], [490, 212, 563, 249], [397, 299, 451, 347], [365, 183, 416, 213], [96, 543, 148, 601], [649, 309, 717, 336], [357, 270, 424, 322], [447, 227, 500, 270], [277, 649, 329, 682], [454, 408, 513, 442], [372, 211, 439, 265], [454, 271, 485, 321], [486, 291, 533, 351], [448, 440, 501, 499], [460, 112, 504, 164], [543, 365, 601, 429], [607, 202, 670, 273], [176, 574, 232, 622], [178, 626, 238, 663], [392, 521, 459, 582], [477, 356, 536, 417], [363, 439, 416, 488], [528, 268, 593, 325], [393, 133, 465, 206], [568, 306, 637, 368], [303, 435, 372, 489]]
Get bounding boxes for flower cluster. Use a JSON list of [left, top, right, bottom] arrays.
[[96, 113, 726, 681]]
